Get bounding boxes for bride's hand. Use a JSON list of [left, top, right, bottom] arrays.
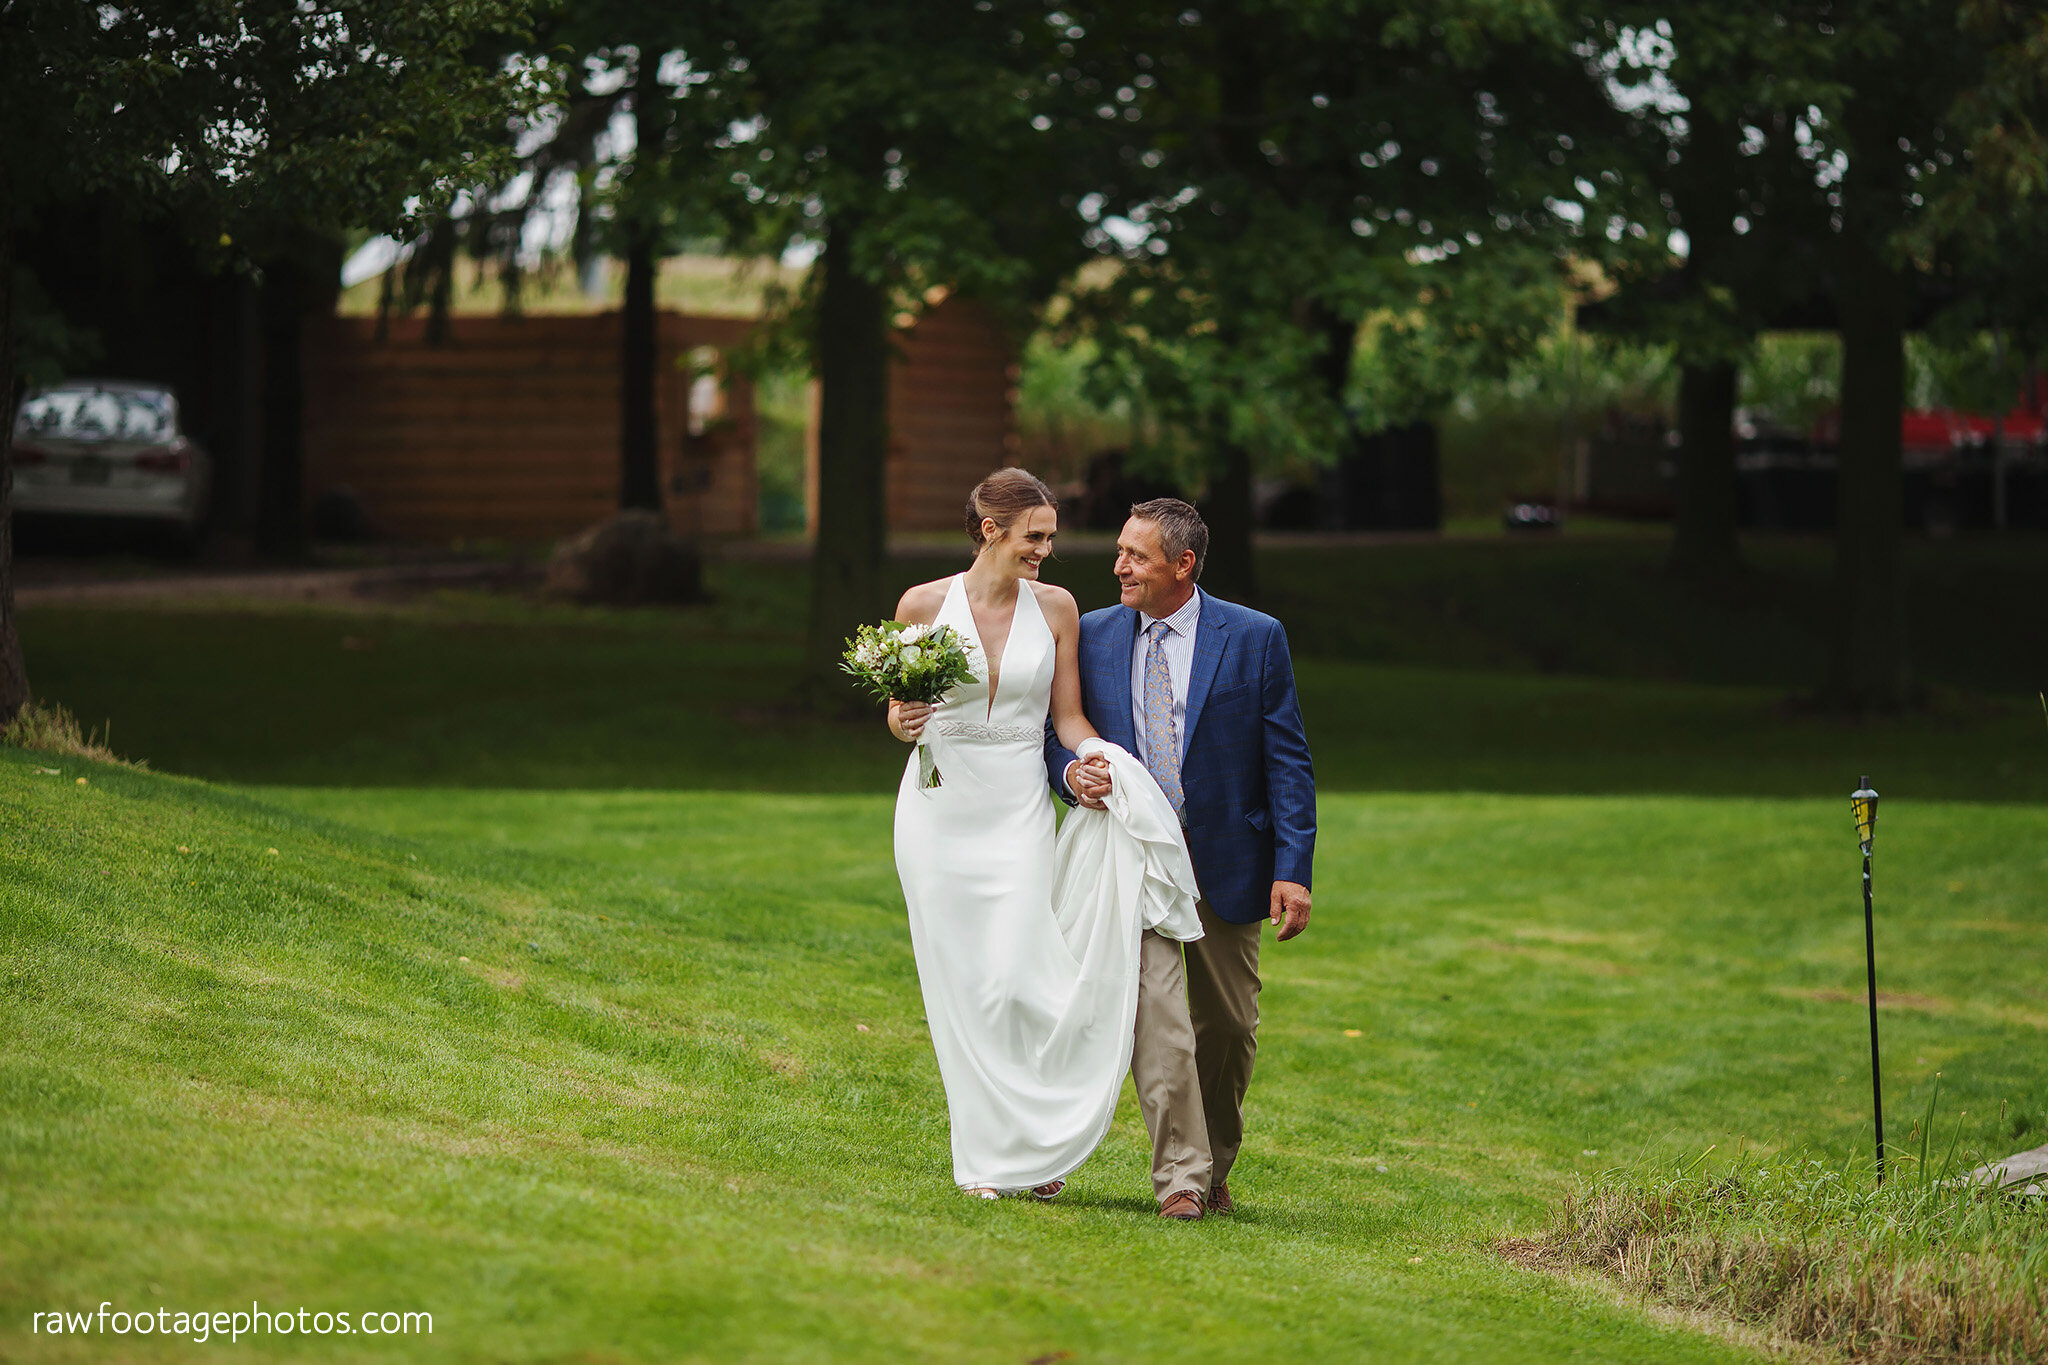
[[1068, 756, 1113, 810], [891, 701, 932, 742]]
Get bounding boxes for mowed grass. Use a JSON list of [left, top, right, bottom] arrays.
[[5, 536, 2046, 1361], [7, 753, 2048, 1363]]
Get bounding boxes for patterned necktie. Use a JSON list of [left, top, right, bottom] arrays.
[[1143, 620, 1184, 815]]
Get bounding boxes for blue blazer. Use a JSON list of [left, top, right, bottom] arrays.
[[1046, 590, 1316, 925]]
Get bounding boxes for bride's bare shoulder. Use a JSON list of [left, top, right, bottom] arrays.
[[1028, 580, 1080, 629], [894, 576, 954, 624]]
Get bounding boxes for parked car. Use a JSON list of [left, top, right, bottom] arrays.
[[9, 380, 212, 547]]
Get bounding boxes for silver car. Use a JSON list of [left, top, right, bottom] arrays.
[[10, 380, 212, 537]]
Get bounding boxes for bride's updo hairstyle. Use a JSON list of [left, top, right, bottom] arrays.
[[964, 467, 1058, 550]]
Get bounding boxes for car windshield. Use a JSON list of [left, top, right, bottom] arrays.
[[14, 386, 176, 444]]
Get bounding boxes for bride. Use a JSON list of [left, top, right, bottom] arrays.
[[888, 467, 1202, 1200]]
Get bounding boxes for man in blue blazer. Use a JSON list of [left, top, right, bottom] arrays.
[[1046, 498, 1316, 1220]]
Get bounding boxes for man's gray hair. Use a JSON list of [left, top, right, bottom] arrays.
[[1129, 497, 1208, 580]]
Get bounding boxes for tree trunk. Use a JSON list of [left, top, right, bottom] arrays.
[[1671, 359, 1740, 577], [1829, 243, 1911, 711], [803, 218, 892, 702], [223, 276, 265, 537], [1200, 436, 1257, 603], [1308, 304, 1360, 531], [619, 53, 664, 513], [0, 176, 31, 726], [256, 256, 309, 558], [373, 259, 396, 344], [422, 221, 454, 348], [1662, 92, 1746, 579], [619, 228, 661, 511]]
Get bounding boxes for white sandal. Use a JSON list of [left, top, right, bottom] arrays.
[[1030, 1179, 1066, 1201], [965, 1186, 1001, 1200]]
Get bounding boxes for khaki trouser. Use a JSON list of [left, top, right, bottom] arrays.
[[1184, 901, 1263, 1186], [1130, 929, 1212, 1201]]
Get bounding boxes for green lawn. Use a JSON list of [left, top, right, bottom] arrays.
[[5, 537, 2045, 1362], [9, 754, 2047, 1364]]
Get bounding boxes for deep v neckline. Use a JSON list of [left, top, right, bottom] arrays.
[[958, 574, 1030, 721]]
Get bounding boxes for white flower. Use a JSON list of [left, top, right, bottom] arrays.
[[902, 645, 923, 666], [898, 623, 929, 645]]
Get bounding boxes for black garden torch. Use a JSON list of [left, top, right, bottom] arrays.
[[1852, 776, 1885, 1184]]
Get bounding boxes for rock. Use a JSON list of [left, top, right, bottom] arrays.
[[1966, 1142, 2048, 1196], [544, 510, 705, 606]]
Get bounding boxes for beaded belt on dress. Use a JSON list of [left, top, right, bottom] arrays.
[[933, 720, 1041, 744]]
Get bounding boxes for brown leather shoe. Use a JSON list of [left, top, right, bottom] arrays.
[[1158, 1189, 1205, 1221], [1207, 1179, 1234, 1215]]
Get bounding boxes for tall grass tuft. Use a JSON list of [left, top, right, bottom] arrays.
[[1506, 1123, 2048, 1363], [3, 698, 144, 768]]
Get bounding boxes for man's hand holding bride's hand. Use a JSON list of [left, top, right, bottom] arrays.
[[890, 701, 932, 743], [1269, 880, 1311, 941], [1066, 756, 1113, 810]]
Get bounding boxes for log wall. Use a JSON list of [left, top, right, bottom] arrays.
[[305, 312, 757, 543]]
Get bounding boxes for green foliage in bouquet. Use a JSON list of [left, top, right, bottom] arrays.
[[840, 622, 979, 706]]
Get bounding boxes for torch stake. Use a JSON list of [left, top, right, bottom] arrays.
[[1862, 848, 1885, 1184]]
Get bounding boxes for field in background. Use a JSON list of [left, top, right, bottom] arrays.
[[17, 535, 2047, 799], [335, 252, 802, 320]]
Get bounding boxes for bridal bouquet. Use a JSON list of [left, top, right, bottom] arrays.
[[841, 621, 979, 788]]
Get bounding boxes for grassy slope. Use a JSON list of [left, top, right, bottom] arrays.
[[7, 536, 2046, 1361], [7, 753, 2047, 1363], [0, 756, 1723, 1363]]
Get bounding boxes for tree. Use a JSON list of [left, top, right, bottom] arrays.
[[1816, 0, 2043, 710], [1584, 4, 2046, 702], [370, 5, 715, 520], [1, 0, 539, 724], [1054, 0, 1631, 601], [1910, 3, 2048, 531], [1590, 8, 1837, 579], [723, 1, 1087, 700], [449, 3, 1084, 693]]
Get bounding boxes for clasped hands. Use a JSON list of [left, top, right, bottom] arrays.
[[1064, 755, 1114, 809], [894, 705, 1305, 936], [893, 703, 1114, 808]]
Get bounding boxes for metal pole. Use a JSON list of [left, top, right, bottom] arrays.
[[1862, 848, 1886, 1183]]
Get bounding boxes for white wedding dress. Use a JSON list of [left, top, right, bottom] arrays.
[[894, 573, 1203, 1193]]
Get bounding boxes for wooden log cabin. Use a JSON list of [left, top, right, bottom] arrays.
[[303, 295, 1016, 544]]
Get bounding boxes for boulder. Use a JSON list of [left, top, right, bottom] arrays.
[[544, 511, 704, 606]]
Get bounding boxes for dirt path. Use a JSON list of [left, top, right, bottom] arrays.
[[12, 559, 530, 607]]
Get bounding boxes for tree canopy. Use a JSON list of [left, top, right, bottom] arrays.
[[10, 1, 2048, 717]]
